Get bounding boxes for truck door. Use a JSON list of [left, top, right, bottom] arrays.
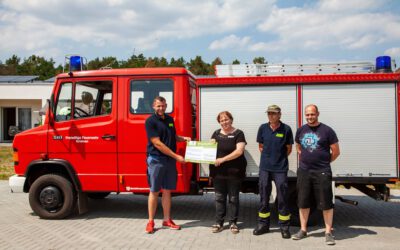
[[48, 78, 118, 191], [117, 76, 192, 193]]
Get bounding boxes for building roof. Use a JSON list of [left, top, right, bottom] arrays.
[[44, 76, 56, 82], [0, 75, 39, 83]]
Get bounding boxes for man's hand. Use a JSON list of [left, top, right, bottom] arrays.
[[176, 155, 185, 163]]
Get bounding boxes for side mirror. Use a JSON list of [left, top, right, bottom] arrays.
[[40, 99, 54, 127]]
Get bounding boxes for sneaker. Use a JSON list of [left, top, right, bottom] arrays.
[[162, 219, 181, 230], [325, 233, 336, 245], [291, 230, 307, 240], [145, 220, 155, 234]]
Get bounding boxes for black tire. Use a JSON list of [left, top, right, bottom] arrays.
[[87, 192, 111, 199], [29, 174, 76, 219]]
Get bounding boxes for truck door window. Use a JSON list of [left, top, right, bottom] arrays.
[[74, 81, 113, 119], [55, 82, 72, 122], [130, 79, 173, 114]]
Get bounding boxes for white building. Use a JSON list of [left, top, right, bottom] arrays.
[[0, 76, 54, 142]]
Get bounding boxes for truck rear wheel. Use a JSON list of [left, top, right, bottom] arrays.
[[29, 174, 76, 219]]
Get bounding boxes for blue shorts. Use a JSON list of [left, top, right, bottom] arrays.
[[147, 155, 177, 192]]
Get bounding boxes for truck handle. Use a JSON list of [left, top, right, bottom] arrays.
[[102, 134, 116, 140]]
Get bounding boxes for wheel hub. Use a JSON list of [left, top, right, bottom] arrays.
[[39, 186, 63, 210]]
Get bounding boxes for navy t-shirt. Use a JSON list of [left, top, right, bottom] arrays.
[[295, 123, 338, 171], [145, 113, 177, 156], [257, 122, 294, 172]]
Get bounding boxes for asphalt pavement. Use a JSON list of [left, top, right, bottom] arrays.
[[0, 180, 399, 250]]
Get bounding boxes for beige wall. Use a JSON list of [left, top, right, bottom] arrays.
[[0, 100, 43, 142], [0, 83, 53, 141]]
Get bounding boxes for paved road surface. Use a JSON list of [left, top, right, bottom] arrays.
[[0, 180, 399, 249]]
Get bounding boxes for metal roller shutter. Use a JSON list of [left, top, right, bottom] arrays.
[[199, 85, 298, 177], [302, 83, 397, 178]]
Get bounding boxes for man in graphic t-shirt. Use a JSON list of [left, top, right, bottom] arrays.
[[292, 104, 340, 246]]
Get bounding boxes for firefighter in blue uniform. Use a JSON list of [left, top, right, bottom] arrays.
[[253, 105, 293, 239]]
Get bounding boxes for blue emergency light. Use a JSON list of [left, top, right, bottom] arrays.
[[64, 55, 87, 73], [70, 55, 83, 72], [375, 56, 392, 73]]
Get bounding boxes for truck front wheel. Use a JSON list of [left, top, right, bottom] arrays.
[[29, 174, 76, 219]]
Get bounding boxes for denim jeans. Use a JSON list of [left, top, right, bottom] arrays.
[[213, 178, 242, 225]]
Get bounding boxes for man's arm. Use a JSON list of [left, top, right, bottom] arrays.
[[215, 142, 245, 166], [286, 144, 292, 156], [330, 143, 340, 162], [176, 135, 191, 142], [296, 143, 302, 155], [150, 137, 185, 163], [258, 143, 263, 152]]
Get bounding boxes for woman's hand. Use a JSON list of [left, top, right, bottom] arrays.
[[214, 158, 225, 167]]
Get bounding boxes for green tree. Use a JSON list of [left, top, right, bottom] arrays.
[[87, 56, 119, 70], [169, 57, 186, 67], [0, 54, 20, 75], [122, 53, 147, 68], [18, 55, 56, 80], [232, 59, 240, 64], [210, 57, 223, 75], [145, 58, 156, 67], [253, 57, 266, 64], [187, 56, 210, 75], [159, 57, 168, 67]]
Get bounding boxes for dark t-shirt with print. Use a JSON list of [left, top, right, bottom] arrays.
[[295, 123, 338, 171], [209, 129, 247, 179]]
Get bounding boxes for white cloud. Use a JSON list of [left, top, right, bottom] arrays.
[[0, 0, 276, 60], [209, 35, 251, 50], [317, 0, 385, 12], [385, 47, 400, 57], [253, 0, 400, 52]]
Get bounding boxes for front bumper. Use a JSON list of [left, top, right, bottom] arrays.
[[9, 175, 26, 193]]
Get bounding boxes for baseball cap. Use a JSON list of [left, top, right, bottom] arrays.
[[266, 104, 281, 113]]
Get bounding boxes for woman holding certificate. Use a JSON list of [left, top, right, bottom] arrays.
[[210, 111, 247, 234]]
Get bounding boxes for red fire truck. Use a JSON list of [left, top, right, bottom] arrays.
[[8, 56, 400, 220]]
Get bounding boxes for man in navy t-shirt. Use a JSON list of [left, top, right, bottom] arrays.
[[292, 104, 340, 246], [253, 105, 293, 239], [144, 96, 190, 234]]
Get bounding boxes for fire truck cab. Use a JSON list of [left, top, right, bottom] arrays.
[[10, 66, 197, 219]]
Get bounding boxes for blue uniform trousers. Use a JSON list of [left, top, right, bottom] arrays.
[[258, 170, 290, 229]]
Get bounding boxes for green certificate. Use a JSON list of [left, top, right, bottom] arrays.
[[185, 141, 217, 164]]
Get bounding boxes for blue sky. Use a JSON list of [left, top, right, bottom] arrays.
[[1, 0, 400, 69]]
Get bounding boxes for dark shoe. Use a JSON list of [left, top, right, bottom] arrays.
[[253, 224, 269, 236], [281, 228, 291, 239], [325, 233, 336, 245], [292, 230, 307, 240], [145, 220, 155, 234]]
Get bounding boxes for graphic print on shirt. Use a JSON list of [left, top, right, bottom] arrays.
[[300, 132, 320, 152]]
